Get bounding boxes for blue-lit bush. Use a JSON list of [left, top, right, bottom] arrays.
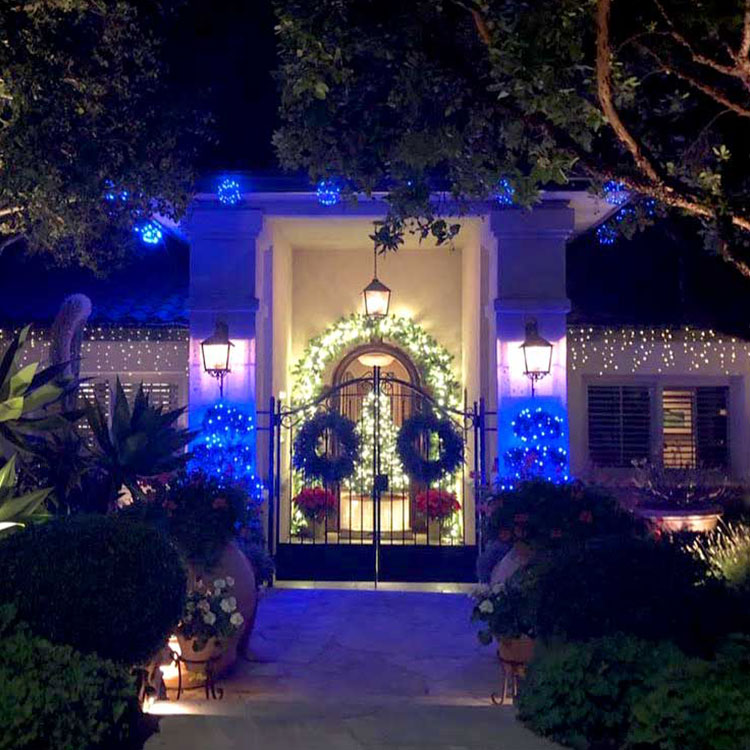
[[316, 178, 341, 206], [217, 177, 242, 206]]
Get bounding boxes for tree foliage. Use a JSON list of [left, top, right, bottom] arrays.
[[274, 0, 750, 273], [0, 1, 208, 271]]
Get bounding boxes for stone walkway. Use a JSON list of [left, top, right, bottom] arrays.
[[146, 587, 559, 749]]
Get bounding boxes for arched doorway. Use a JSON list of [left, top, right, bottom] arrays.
[[332, 344, 422, 538]]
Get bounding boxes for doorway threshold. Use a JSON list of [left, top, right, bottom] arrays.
[[273, 580, 475, 594]]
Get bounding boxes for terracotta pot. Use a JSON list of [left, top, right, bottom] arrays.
[[427, 518, 444, 544], [490, 542, 533, 586], [497, 635, 535, 665], [636, 506, 723, 533], [187, 540, 257, 675], [175, 635, 225, 673]]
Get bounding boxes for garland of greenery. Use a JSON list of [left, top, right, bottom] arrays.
[[293, 411, 360, 483], [396, 411, 464, 484], [291, 314, 461, 408]]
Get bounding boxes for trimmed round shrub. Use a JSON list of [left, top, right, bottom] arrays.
[[627, 637, 750, 750], [518, 635, 681, 750], [522, 536, 742, 655], [0, 514, 187, 664], [0, 605, 137, 750]]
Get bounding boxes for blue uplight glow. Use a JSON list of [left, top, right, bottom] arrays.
[[134, 220, 163, 246], [316, 179, 341, 206], [217, 177, 242, 206], [494, 178, 516, 206]]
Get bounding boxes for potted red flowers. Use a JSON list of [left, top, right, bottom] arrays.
[[293, 486, 337, 540], [416, 488, 460, 543]]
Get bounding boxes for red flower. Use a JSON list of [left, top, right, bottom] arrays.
[[513, 525, 526, 539], [550, 528, 563, 538], [499, 529, 512, 542], [513, 513, 529, 523], [294, 487, 338, 522], [212, 497, 228, 509], [416, 489, 460, 520], [578, 510, 593, 524]]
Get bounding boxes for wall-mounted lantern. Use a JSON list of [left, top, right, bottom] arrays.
[[520, 318, 553, 396], [201, 321, 234, 398]]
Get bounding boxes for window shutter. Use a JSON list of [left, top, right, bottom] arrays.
[[696, 386, 729, 469], [588, 385, 651, 467], [77, 380, 110, 439], [662, 389, 696, 468]]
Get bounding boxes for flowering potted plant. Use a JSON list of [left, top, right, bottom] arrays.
[[416, 488, 460, 543], [122, 470, 260, 674], [481, 480, 639, 584], [177, 577, 245, 671], [631, 461, 725, 533], [293, 486, 337, 539]]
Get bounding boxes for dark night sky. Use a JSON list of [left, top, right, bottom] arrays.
[[166, 0, 279, 172]]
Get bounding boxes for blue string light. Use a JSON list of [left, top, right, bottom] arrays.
[[501, 405, 569, 488], [494, 178, 516, 206], [316, 179, 341, 206], [103, 180, 129, 204], [190, 403, 262, 497], [603, 180, 628, 205], [133, 220, 163, 245], [596, 222, 618, 246], [217, 177, 242, 206]]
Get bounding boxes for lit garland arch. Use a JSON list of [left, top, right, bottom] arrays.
[[291, 314, 461, 408]]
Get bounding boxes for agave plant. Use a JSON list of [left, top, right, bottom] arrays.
[[84, 378, 196, 508], [0, 325, 77, 450], [0, 455, 51, 537]]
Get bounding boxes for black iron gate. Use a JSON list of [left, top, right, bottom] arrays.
[[261, 367, 486, 583]]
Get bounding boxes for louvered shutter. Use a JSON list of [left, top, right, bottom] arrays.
[[588, 385, 651, 467], [696, 387, 729, 469], [121, 382, 179, 411]]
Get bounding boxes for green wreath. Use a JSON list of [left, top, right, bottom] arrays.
[[293, 411, 360, 483], [396, 411, 464, 484]]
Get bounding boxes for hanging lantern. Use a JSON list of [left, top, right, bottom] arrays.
[[363, 248, 391, 320], [520, 319, 553, 396]]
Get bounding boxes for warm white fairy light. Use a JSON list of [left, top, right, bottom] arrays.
[[0, 326, 189, 374], [291, 313, 461, 408], [568, 326, 748, 376]]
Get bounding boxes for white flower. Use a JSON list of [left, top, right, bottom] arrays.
[[225, 576, 235, 587], [213, 578, 227, 591], [220, 596, 237, 613], [197, 599, 211, 612], [184, 614, 193, 623], [186, 601, 195, 611], [229, 612, 244, 627], [478, 599, 495, 614], [203, 611, 217, 626]]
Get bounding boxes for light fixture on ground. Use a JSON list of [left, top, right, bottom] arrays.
[[520, 318, 553, 396], [363, 248, 391, 320], [201, 321, 234, 398]]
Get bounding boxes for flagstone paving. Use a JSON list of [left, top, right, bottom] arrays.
[[146, 587, 559, 749]]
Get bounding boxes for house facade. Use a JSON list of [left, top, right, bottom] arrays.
[[3, 176, 746, 581]]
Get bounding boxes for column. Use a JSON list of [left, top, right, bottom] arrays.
[[187, 202, 264, 429], [491, 202, 574, 485]]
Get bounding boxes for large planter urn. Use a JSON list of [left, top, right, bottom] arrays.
[[490, 542, 533, 586], [186, 540, 257, 675], [636, 505, 723, 533]]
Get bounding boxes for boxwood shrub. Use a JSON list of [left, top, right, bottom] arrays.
[[0, 514, 187, 664], [0, 604, 137, 750], [518, 635, 750, 750]]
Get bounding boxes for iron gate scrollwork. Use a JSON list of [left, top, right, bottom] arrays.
[[264, 367, 486, 583]]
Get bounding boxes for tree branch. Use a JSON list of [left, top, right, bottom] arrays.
[[740, 0, 750, 61], [596, 0, 663, 184]]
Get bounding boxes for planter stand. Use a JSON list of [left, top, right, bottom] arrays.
[[165, 647, 225, 701], [491, 654, 527, 706]]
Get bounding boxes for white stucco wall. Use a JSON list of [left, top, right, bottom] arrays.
[[568, 326, 750, 481]]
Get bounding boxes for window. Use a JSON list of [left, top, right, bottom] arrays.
[[663, 387, 728, 469], [587, 384, 729, 470], [588, 385, 651, 468]]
